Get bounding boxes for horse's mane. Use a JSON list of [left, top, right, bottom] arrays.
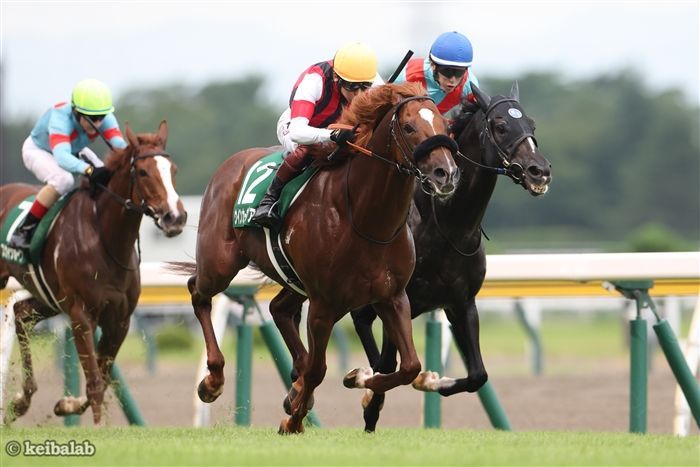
[[310, 82, 427, 167], [449, 100, 481, 140], [104, 132, 162, 172]]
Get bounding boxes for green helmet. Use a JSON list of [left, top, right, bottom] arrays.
[[71, 79, 115, 115]]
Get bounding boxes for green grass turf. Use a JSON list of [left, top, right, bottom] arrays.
[[1, 427, 698, 466]]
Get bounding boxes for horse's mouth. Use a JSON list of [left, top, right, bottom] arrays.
[[424, 179, 457, 198], [524, 179, 549, 196]]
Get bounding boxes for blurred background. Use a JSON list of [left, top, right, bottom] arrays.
[[2, 1, 698, 254]]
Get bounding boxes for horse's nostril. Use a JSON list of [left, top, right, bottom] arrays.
[[528, 166, 543, 178], [163, 212, 173, 224], [433, 168, 447, 181]]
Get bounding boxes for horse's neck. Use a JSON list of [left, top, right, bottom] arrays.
[[346, 152, 415, 239], [96, 166, 143, 262], [439, 121, 498, 236]]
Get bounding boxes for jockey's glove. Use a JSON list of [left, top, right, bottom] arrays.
[[330, 128, 356, 146], [86, 166, 112, 187]]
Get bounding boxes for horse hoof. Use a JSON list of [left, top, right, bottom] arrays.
[[54, 396, 88, 416], [197, 379, 223, 403], [278, 417, 304, 435], [412, 371, 440, 392], [343, 367, 373, 389]]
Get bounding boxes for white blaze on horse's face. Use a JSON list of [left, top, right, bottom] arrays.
[[418, 107, 458, 176], [154, 156, 182, 217], [418, 108, 436, 134], [527, 137, 537, 152]]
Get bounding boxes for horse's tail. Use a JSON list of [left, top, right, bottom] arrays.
[[164, 261, 196, 276]]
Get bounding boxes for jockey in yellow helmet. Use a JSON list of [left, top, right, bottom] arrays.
[[251, 42, 383, 230]]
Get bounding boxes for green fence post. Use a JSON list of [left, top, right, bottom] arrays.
[[234, 321, 253, 426], [258, 319, 321, 427], [450, 324, 512, 430], [653, 320, 700, 428], [629, 316, 648, 433], [424, 312, 442, 428], [63, 327, 80, 427], [477, 381, 513, 431], [109, 363, 146, 426]]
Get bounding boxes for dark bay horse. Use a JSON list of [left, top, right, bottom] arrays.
[[0, 121, 187, 424], [173, 82, 460, 434], [346, 82, 552, 431]]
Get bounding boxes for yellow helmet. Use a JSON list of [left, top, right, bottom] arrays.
[[71, 79, 115, 115], [333, 42, 377, 82]]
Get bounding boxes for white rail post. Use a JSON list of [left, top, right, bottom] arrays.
[[673, 297, 700, 436]]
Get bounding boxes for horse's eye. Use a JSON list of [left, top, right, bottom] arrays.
[[138, 169, 148, 177], [495, 123, 508, 135], [402, 123, 415, 134]]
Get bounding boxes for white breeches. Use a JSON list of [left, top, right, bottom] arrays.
[[21, 137, 103, 195]]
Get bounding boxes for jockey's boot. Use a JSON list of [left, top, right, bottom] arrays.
[[250, 175, 286, 230], [8, 212, 41, 251], [251, 146, 311, 230]]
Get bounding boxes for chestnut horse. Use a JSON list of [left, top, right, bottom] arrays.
[[349, 82, 552, 431], [173, 82, 459, 434], [0, 121, 187, 424]]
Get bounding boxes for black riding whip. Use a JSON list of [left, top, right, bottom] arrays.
[[387, 50, 414, 83]]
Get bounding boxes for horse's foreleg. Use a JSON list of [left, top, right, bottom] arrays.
[[356, 293, 421, 394], [279, 302, 333, 434], [358, 332, 398, 433], [350, 305, 380, 368], [96, 306, 131, 393], [4, 298, 54, 423], [437, 301, 487, 396], [56, 305, 103, 424], [268, 289, 310, 414]]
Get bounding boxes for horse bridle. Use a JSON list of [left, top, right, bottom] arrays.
[[457, 97, 537, 184], [346, 95, 458, 244], [91, 149, 172, 270], [432, 98, 537, 257], [387, 96, 458, 194], [94, 150, 173, 227]]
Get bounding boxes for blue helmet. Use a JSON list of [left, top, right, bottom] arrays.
[[429, 31, 473, 67]]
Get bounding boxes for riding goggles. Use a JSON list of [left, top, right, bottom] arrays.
[[435, 65, 467, 80], [340, 80, 373, 92]]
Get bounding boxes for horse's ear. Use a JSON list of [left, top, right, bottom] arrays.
[[510, 81, 520, 101], [125, 123, 139, 148], [471, 83, 491, 111], [157, 120, 168, 149]]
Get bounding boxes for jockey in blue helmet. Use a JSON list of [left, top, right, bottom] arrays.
[[395, 31, 480, 118]]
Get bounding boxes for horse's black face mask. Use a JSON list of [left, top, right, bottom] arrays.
[[482, 97, 538, 173]]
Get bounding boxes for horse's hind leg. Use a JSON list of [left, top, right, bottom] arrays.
[[4, 298, 58, 424], [189, 251, 248, 403], [279, 299, 334, 434]]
